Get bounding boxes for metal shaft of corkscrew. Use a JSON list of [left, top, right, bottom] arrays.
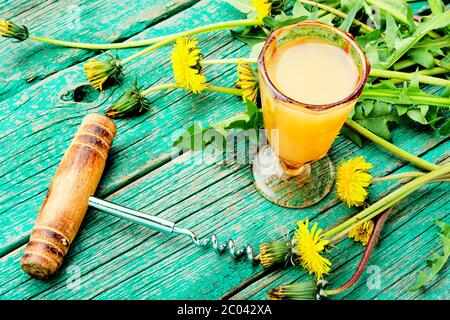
[[88, 197, 260, 262]]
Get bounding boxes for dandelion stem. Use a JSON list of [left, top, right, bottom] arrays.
[[205, 85, 242, 96], [370, 68, 450, 87], [121, 39, 171, 64], [371, 172, 424, 183], [373, 66, 449, 87], [372, 172, 450, 183], [28, 35, 169, 50], [140, 82, 242, 98], [297, 0, 374, 33], [323, 162, 450, 240], [393, 55, 443, 70], [324, 208, 391, 296], [120, 19, 261, 65], [345, 119, 439, 172], [141, 83, 178, 96], [202, 58, 257, 65], [365, 0, 439, 40], [28, 19, 260, 50], [413, 36, 450, 50], [360, 87, 450, 106], [393, 58, 418, 71], [217, 112, 250, 127]]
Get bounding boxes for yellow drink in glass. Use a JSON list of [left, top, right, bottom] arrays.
[[262, 38, 360, 166], [253, 21, 370, 208]]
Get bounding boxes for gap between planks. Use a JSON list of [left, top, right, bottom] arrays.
[[0, 141, 446, 298], [0, 124, 445, 259], [227, 189, 449, 300], [0, 32, 249, 256], [223, 154, 449, 299], [0, 0, 201, 103]]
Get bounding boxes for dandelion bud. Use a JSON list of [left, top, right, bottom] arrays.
[[268, 281, 319, 300], [0, 19, 28, 41], [259, 240, 292, 268], [84, 53, 122, 90], [105, 82, 150, 118]]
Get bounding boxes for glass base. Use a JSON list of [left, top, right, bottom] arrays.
[[252, 146, 335, 208]]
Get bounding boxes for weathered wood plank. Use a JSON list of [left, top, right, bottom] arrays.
[[229, 184, 449, 300], [229, 143, 450, 300], [0, 130, 447, 299], [0, 0, 252, 254], [1, 0, 448, 301], [1, 0, 445, 256], [104, 177, 449, 300], [0, 0, 199, 102], [0, 98, 444, 257]]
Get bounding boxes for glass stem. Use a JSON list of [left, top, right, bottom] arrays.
[[120, 19, 261, 65], [322, 162, 450, 240], [345, 119, 440, 172], [281, 162, 311, 178], [370, 68, 450, 87], [28, 19, 260, 50], [297, 0, 374, 33]]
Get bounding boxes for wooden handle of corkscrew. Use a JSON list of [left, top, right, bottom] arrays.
[[20, 114, 117, 279]]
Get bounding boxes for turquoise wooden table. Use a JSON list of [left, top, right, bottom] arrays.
[[0, 0, 448, 300]]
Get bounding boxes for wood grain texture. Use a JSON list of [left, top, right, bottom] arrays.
[[0, 0, 448, 300], [0, 0, 198, 102], [21, 114, 116, 279], [0, 134, 447, 299], [0, 0, 250, 254]]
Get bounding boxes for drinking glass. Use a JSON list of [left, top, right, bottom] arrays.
[[253, 21, 370, 208]]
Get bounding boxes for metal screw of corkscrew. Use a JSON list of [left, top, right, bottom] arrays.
[[88, 197, 260, 263], [20, 114, 259, 280]]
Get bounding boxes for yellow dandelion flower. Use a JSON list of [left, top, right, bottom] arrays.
[[348, 220, 374, 245], [0, 19, 28, 41], [84, 53, 122, 90], [235, 59, 259, 103], [336, 156, 373, 207], [171, 37, 206, 94], [252, 0, 271, 23], [292, 219, 331, 280]]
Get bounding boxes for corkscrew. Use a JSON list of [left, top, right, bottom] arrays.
[[20, 114, 259, 280], [88, 197, 260, 263]]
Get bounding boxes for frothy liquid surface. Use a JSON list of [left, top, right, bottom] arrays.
[[267, 38, 359, 105]]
